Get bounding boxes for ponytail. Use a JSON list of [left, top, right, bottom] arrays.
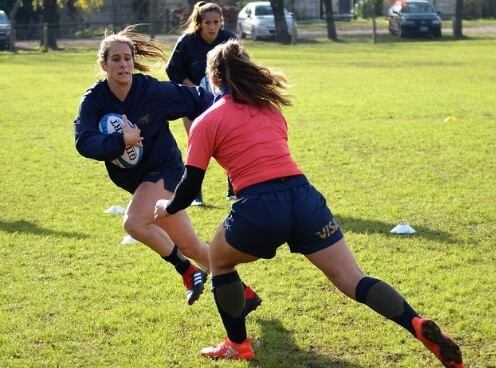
[[97, 25, 166, 72], [206, 39, 292, 109]]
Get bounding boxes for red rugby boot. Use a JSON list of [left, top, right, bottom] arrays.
[[412, 317, 464, 368], [201, 338, 255, 360]]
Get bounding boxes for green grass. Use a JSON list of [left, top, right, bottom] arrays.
[[1, 38, 495, 367]]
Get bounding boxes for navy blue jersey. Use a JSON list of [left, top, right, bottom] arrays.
[[166, 29, 237, 85], [74, 73, 213, 193]]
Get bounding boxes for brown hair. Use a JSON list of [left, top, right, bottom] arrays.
[[183, 2, 224, 35], [206, 39, 292, 109], [97, 25, 166, 72]]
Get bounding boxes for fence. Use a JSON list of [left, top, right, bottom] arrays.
[[12, 5, 239, 42]]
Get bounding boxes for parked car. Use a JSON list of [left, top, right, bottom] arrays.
[[0, 10, 11, 50], [237, 1, 297, 41], [388, 0, 442, 38]]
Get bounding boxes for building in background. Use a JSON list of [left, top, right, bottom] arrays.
[[290, 0, 355, 19]]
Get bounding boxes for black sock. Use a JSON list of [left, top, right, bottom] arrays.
[[212, 271, 247, 343], [161, 245, 191, 275], [355, 276, 419, 336]]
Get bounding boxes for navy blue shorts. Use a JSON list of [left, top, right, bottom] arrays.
[[142, 165, 184, 193], [224, 175, 343, 259]]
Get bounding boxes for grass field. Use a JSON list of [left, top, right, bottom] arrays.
[[0, 36, 495, 367]]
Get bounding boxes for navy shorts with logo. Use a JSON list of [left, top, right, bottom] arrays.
[[224, 175, 343, 259]]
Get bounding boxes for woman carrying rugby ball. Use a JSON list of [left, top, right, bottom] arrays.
[[74, 26, 260, 310]]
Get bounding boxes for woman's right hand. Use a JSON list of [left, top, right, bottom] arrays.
[[122, 114, 143, 147]]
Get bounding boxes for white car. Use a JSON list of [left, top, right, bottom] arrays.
[[237, 1, 297, 41]]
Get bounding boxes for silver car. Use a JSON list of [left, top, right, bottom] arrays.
[[237, 1, 297, 41], [0, 10, 12, 50]]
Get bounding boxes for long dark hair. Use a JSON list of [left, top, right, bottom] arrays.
[[97, 25, 166, 72], [183, 2, 224, 35], [206, 39, 292, 109]]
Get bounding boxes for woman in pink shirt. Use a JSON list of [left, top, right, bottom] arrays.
[[154, 40, 463, 367]]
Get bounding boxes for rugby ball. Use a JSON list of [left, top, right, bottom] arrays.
[[98, 113, 143, 169], [199, 76, 213, 94]]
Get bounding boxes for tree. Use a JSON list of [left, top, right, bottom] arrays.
[[6, 0, 21, 51], [41, 0, 59, 49], [32, 0, 103, 50], [453, 0, 464, 39], [322, 0, 338, 41], [355, 0, 383, 43], [66, 0, 83, 21], [270, 0, 291, 44]]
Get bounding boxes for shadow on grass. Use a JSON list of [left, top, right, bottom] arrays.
[[336, 216, 457, 244], [252, 318, 363, 367], [0, 219, 88, 239]]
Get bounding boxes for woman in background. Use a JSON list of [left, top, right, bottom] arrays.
[[166, 1, 237, 205]]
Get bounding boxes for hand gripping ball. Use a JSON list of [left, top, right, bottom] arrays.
[[98, 113, 143, 169]]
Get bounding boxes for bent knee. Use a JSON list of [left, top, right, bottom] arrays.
[[123, 216, 146, 238]]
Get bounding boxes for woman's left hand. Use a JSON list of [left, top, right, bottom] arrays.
[[155, 199, 171, 219]]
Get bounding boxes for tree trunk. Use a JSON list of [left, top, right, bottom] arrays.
[[453, 0, 464, 39], [9, 0, 22, 51], [42, 0, 59, 50], [270, 0, 291, 44], [9, 1, 21, 21], [372, 15, 377, 43], [322, 0, 338, 41], [66, 0, 80, 22]]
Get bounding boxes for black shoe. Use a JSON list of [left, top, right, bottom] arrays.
[[182, 265, 207, 305]]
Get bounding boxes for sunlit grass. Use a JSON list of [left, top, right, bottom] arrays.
[[0, 39, 495, 367]]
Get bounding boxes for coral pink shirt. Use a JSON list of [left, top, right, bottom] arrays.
[[186, 95, 302, 194]]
